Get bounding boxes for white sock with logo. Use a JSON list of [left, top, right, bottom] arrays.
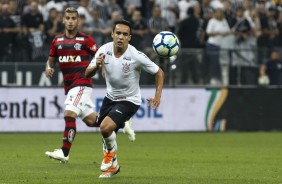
[[103, 131, 117, 152]]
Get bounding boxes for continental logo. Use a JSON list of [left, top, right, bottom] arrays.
[[59, 56, 81, 62]]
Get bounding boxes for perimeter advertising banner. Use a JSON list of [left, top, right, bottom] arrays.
[[0, 88, 226, 132], [1, 87, 282, 132]]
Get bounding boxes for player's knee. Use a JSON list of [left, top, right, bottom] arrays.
[[100, 122, 115, 137], [100, 124, 109, 135], [64, 110, 77, 118], [82, 113, 99, 127], [83, 118, 97, 127], [85, 122, 94, 127], [85, 121, 99, 127]]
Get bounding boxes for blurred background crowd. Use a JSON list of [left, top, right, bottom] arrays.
[[1, 0, 282, 86]]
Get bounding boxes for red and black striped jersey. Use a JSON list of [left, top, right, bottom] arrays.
[[49, 32, 98, 94]]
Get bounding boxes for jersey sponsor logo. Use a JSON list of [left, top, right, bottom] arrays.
[[106, 51, 112, 56], [123, 56, 131, 61], [57, 37, 64, 41], [122, 63, 130, 73], [74, 43, 82, 50], [76, 37, 84, 41], [58, 45, 62, 49], [58, 55, 82, 62]]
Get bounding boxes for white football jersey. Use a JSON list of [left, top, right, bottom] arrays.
[[89, 42, 159, 105]]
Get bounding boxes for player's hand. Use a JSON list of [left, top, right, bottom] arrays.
[[45, 68, 54, 78], [96, 53, 105, 68], [146, 96, 161, 110]]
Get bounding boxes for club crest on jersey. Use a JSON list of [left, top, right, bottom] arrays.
[[122, 63, 130, 73], [76, 37, 84, 41], [59, 55, 82, 62], [74, 43, 82, 50]]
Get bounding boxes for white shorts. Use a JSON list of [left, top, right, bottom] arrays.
[[64, 86, 95, 119]]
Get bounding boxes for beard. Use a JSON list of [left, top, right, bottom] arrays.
[[117, 46, 123, 53], [65, 27, 77, 35]]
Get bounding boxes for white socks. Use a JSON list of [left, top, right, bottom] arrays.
[[103, 131, 117, 152]]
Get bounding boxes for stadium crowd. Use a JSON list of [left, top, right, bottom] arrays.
[[1, 0, 282, 85]]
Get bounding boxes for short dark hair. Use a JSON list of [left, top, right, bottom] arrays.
[[64, 7, 79, 16], [187, 7, 194, 16], [112, 19, 132, 35]]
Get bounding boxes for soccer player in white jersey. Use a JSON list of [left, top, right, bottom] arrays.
[[85, 20, 164, 178]]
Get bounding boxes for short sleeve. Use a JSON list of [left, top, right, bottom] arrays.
[[86, 36, 98, 56], [89, 44, 105, 67], [135, 50, 159, 75]]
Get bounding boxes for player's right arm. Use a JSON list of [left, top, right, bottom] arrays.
[[85, 44, 106, 78], [45, 56, 56, 78], [85, 53, 105, 78], [45, 36, 58, 78]]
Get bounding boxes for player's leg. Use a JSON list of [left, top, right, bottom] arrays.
[[100, 138, 120, 178], [82, 111, 99, 127], [61, 110, 78, 157], [80, 87, 100, 127], [115, 102, 139, 143], [80, 87, 136, 139], [96, 97, 119, 174], [83, 111, 135, 140], [45, 87, 83, 162], [45, 110, 77, 163], [99, 116, 118, 171], [98, 100, 139, 178], [98, 119, 120, 178], [122, 119, 136, 141]]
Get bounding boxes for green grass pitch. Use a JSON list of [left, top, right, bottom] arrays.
[[1, 132, 282, 184]]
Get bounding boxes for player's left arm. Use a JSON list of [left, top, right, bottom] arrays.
[[137, 50, 164, 109], [85, 53, 105, 78], [147, 68, 164, 110]]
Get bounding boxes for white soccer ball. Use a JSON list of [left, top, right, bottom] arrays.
[[152, 31, 180, 58]]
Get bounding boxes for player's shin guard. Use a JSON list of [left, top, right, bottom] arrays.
[[62, 117, 76, 157]]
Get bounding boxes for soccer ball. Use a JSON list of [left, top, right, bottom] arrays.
[[152, 31, 180, 58]]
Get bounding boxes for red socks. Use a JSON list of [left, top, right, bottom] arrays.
[[62, 117, 76, 157]]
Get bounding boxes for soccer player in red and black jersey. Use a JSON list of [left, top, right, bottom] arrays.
[[44, 7, 100, 163]]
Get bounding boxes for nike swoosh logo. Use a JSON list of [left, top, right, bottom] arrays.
[[115, 109, 123, 114]]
